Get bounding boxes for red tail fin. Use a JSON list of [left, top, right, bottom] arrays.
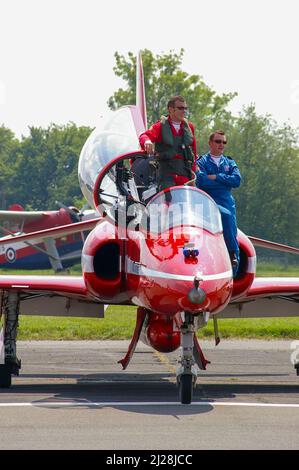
[[136, 51, 147, 128]]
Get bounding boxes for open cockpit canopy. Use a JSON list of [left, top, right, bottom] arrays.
[[78, 106, 142, 209], [79, 106, 222, 236]]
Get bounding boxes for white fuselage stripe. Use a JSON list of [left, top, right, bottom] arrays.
[[247, 256, 257, 273], [126, 258, 232, 282], [83, 254, 233, 281], [81, 254, 94, 273]]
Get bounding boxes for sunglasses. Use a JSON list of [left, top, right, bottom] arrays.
[[175, 106, 188, 111], [213, 139, 227, 144]]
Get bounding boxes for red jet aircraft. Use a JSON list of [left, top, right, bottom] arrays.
[[0, 204, 98, 272], [0, 53, 299, 403]]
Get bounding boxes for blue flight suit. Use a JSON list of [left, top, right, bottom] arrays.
[[196, 153, 241, 273]]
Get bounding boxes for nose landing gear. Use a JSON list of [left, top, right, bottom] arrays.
[[176, 312, 197, 404], [176, 311, 211, 404]]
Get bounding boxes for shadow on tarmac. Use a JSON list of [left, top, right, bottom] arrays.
[[1, 371, 299, 416]]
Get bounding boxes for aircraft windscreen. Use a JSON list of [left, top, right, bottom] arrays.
[[78, 107, 140, 208], [142, 187, 223, 235]]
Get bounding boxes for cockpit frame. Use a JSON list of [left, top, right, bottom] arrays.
[[93, 151, 223, 236]]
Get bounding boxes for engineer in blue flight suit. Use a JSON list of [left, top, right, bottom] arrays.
[[196, 130, 241, 275]]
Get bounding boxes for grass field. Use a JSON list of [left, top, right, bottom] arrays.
[[1, 261, 299, 340], [17, 306, 299, 340]]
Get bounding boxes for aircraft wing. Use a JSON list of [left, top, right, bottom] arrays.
[[0, 274, 88, 295], [0, 274, 106, 318], [248, 235, 299, 255], [221, 277, 299, 319], [0, 217, 101, 245], [0, 210, 48, 223]]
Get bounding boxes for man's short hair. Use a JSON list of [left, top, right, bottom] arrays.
[[209, 130, 226, 142], [167, 95, 185, 108]]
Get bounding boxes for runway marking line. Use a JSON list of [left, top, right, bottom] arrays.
[[0, 401, 299, 408], [154, 351, 176, 374]]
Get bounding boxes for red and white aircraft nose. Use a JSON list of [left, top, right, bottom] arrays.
[[127, 241, 233, 316]]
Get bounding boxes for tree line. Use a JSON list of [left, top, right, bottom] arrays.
[[1, 49, 299, 253]]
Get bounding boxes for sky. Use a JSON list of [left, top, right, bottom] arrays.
[[0, 0, 298, 137]]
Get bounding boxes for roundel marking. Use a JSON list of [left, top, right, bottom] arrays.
[[5, 247, 16, 263]]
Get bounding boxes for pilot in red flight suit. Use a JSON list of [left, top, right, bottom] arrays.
[[139, 95, 197, 191]]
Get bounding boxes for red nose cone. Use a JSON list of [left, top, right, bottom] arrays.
[[147, 319, 181, 353]]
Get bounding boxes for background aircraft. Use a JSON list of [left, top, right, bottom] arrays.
[[0, 203, 98, 271], [0, 53, 298, 404]]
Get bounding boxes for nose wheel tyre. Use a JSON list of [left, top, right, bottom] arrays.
[[179, 374, 193, 404]]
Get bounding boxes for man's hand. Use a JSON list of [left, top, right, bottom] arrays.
[[207, 174, 217, 180], [144, 139, 154, 154]]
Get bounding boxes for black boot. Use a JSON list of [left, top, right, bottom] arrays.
[[229, 252, 239, 269]]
